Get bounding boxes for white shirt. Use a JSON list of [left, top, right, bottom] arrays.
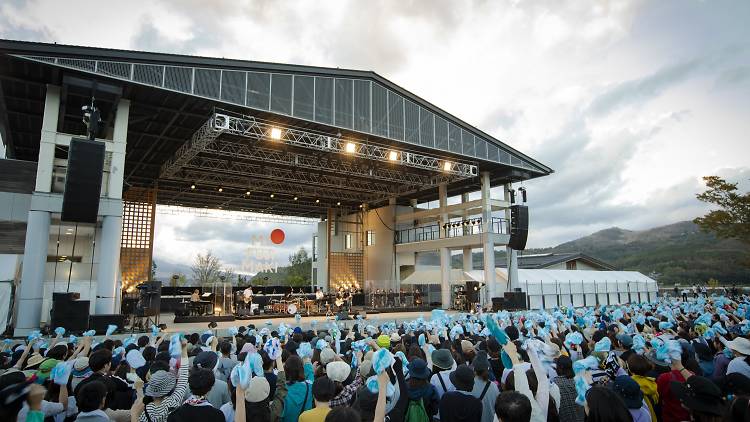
[[243, 288, 253, 298], [316, 290, 324, 300]]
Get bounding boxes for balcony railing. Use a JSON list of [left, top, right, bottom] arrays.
[[395, 217, 508, 244]]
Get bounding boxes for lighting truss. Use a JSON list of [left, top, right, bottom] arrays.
[[160, 112, 479, 180], [184, 156, 395, 196], [156, 205, 318, 224]]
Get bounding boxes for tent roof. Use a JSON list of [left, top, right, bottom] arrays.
[[464, 268, 657, 285]]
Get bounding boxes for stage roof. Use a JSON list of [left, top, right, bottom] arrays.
[[0, 39, 552, 218]]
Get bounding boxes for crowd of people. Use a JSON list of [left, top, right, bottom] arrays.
[[2, 293, 750, 422]]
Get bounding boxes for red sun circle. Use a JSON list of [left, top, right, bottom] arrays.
[[270, 228, 285, 244]]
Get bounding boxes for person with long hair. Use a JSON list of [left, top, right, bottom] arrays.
[[281, 354, 314, 422], [552, 356, 583, 422]]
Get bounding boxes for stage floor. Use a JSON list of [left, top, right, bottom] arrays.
[[156, 310, 456, 336]]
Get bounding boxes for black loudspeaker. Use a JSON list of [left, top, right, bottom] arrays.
[[508, 205, 529, 250], [61, 138, 105, 223], [88, 314, 126, 335], [491, 297, 505, 311], [136, 281, 162, 317], [51, 294, 90, 333], [465, 281, 480, 303], [503, 291, 528, 311]]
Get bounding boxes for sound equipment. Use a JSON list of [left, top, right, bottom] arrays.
[[503, 291, 528, 311], [508, 205, 529, 250], [491, 297, 504, 311], [88, 314, 125, 334], [465, 281, 480, 303], [136, 281, 162, 317], [51, 294, 90, 332], [61, 138, 105, 223]]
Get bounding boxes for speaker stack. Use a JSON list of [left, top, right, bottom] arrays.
[[136, 281, 162, 317], [61, 138, 105, 223], [51, 292, 90, 333], [508, 205, 529, 250], [503, 289, 528, 311]]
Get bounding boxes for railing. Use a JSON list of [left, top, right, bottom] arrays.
[[395, 217, 508, 244]]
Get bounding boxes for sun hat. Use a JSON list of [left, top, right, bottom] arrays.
[[145, 370, 177, 397], [407, 358, 431, 380], [377, 335, 391, 349], [461, 340, 475, 354], [72, 357, 90, 375], [671, 375, 724, 416], [390, 333, 401, 343], [35, 358, 59, 382], [244, 376, 270, 402], [320, 348, 336, 365], [727, 337, 750, 356], [326, 361, 351, 382], [432, 349, 455, 371], [24, 354, 47, 369], [610, 375, 644, 409], [449, 364, 475, 392]]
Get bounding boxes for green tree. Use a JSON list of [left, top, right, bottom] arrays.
[[191, 251, 222, 286], [694, 176, 750, 246], [288, 275, 308, 288]]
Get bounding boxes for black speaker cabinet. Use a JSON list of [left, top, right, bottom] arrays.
[[51, 294, 90, 333], [491, 297, 505, 311], [503, 291, 528, 311], [508, 205, 529, 250], [88, 314, 125, 334], [61, 138, 105, 223], [465, 281, 480, 303], [136, 281, 162, 317]]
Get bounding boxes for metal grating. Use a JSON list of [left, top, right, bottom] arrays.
[[98, 61, 131, 79], [334, 78, 353, 129], [293, 75, 315, 121], [475, 136, 487, 159], [247, 71, 270, 109], [419, 106, 434, 147], [462, 129, 475, 156], [353, 79, 370, 132], [194, 68, 221, 99], [372, 82, 388, 137], [221, 70, 245, 104], [133, 64, 164, 86], [314, 76, 334, 124], [270, 73, 293, 115], [404, 99, 419, 144], [387, 90, 404, 141], [120, 187, 156, 292], [164, 66, 192, 92], [448, 123, 461, 154]]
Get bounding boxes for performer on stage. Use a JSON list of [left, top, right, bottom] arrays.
[[190, 289, 200, 302], [315, 287, 324, 300], [243, 286, 253, 304]]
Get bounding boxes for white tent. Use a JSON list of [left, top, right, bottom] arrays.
[[464, 268, 658, 309]]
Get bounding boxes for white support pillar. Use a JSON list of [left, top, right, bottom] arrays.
[[96, 98, 129, 314], [504, 183, 519, 291], [96, 215, 122, 313], [15, 210, 51, 335], [438, 183, 451, 308], [461, 193, 472, 272], [35, 85, 60, 193], [481, 172, 496, 305]]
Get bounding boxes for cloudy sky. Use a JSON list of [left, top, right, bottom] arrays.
[[2, 0, 748, 274]]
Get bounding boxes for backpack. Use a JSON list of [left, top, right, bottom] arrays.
[[404, 398, 430, 422]]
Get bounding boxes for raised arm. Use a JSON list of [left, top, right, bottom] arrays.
[[164, 337, 190, 408], [373, 370, 389, 422], [527, 344, 549, 417]]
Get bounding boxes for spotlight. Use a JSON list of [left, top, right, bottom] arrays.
[[443, 161, 452, 171], [345, 142, 356, 153], [190, 184, 196, 190], [270, 194, 275, 198], [388, 150, 399, 161], [337, 201, 341, 206], [294, 196, 298, 201], [359, 204, 363, 208], [269, 127, 282, 140], [218, 187, 223, 192], [315, 199, 320, 203], [245, 191, 250, 196]]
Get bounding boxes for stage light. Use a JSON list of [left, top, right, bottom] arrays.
[[388, 150, 399, 161], [245, 191, 250, 196], [443, 161, 452, 171], [345, 142, 356, 153], [294, 196, 298, 201], [270, 194, 275, 198], [190, 184, 196, 190], [315, 199, 320, 203], [218, 187, 223, 192], [269, 127, 282, 140], [359, 204, 363, 208], [337, 201, 341, 206]]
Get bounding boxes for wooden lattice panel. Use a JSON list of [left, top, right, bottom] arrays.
[[329, 252, 363, 291], [120, 187, 156, 292]]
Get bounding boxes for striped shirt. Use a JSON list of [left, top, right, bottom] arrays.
[[139, 357, 189, 422]]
